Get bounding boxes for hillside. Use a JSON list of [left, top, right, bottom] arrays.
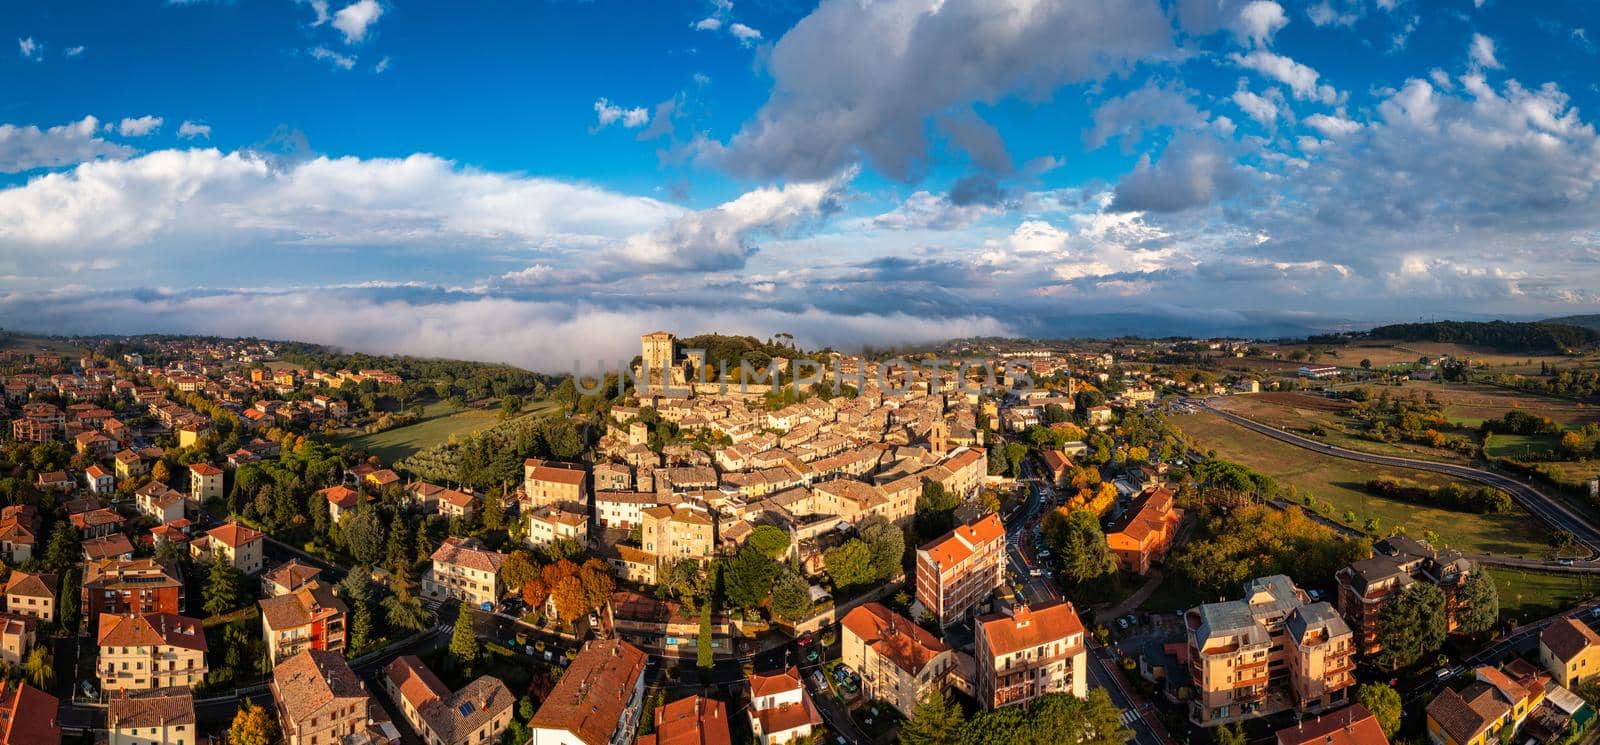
[[1544, 314, 1600, 332], [1364, 320, 1598, 354]]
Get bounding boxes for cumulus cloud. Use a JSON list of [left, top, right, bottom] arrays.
[[65, 45, 85, 56], [693, 17, 723, 31], [1232, 50, 1339, 104], [1306, 1, 1359, 27], [1304, 113, 1361, 137], [0, 116, 133, 173], [309, 46, 356, 69], [0, 148, 682, 256], [1110, 134, 1248, 213], [177, 121, 212, 139], [1232, 87, 1282, 126], [332, 0, 383, 43], [592, 98, 650, 130], [606, 170, 852, 271], [17, 37, 42, 61], [1469, 32, 1501, 69], [1175, 0, 1290, 45], [702, 0, 1171, 182], [728, 22, 762, 45], [1235, 1, 1289, 46], [860, 190, 1003, 231], [1083, 82, 1208, 151], [117, 115, 164, 137]]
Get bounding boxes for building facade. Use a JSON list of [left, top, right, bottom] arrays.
[[974, 601, 1088, 709], [840, 602, 955, 716], [914, 513, 1005, 625]]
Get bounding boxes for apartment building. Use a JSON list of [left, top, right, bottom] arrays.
[[526, 506, 589, 550], [1335, 537, 1474, 656], [640, 504, 715, 568], [423, 536, 506, 609], [135, 482, 186, 525], [106, 688, 195, 745], [1539, 618, 1600, 689], [188, 463, 224, 504], [384, 656, 514, 745], [974, 601, 1087, 709], [260, 581, 348, 664], [1275, 704, 1389, 745], [271, 650, 375, 745], [1104, 486, 1183, 575], [840, 602, 955, 716], [0, 506, 38, 564], [96, 613, 208, 692], [746, 667, 823, 745], [3, 571, 55, 624], [595, 491, 660, 530], [1426, 662, 1549, 745], [524, 459, 588, 510], [189, 520, 264, 575], [914, 513, 1005, 625], [1185, 575, 1356, 727], [528, 639, 648, 745], [262, 560, 323, 597], [637, 696, 730, 745], [83, 559, 185, 622]]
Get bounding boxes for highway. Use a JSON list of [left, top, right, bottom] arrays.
[[1199, 399, 1600, 563]]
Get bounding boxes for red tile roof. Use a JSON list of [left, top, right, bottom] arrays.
[[205, 521, 264, 548], [977, 601, 1086, 658], [651, 695, 732, 745], [0, 680, 60, 745], [1274, 704, 1389, 745], [529, 639, 647, 745], [840, 602, 950, 675]]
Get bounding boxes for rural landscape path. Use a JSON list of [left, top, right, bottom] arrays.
[[1200, 400, 1600, 567]]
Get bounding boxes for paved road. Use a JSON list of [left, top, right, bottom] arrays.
[[1200, 400, 1600, 563]]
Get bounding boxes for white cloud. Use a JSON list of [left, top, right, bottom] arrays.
[[1235, 1, 1288, 46], [728, 22, 763, 45], [693, 17, 723, 31], [608, 169, 853, 271], [332, 0, 383, 44], [117, 115, 164, 137], [1306, 1, 1358, 27], [705, 0, 1172, 182], [17, 37, 41, 61], [1084, 82, 1207, 151], [1232, 87, 1281, 126], [65, 45, 85, 56], [177, 121, 212, 139], [0, 148, 683, 256], [309, 46, 356, 70], [1111, 133, 1248, 213], [859, 190, 1002, 231], [1304, 113, 1361, 137], [592, 99, 650, 130], [1232, 50, 1338, 104], [0, 116, 133, 173], [373, 55, 391, 74], [299, 0, 331, 25], [1469, 32, 1501, 69]]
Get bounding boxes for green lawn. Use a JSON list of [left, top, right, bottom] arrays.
[[1486, 567, 1600, 623], [335, 399, 560, 463], [1175, 413, 1551, 558], [1483, 433, 1561, 460]]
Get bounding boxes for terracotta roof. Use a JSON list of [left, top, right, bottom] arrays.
[[97, 613, 208, 652], [70, 508, 125, 529], [977, 601, 1086, 658], [85, 464, 111, 479], [919, 513, 1005, 569], [747, 667, 803, 700], [205, 521, 264, 548], [0, 680, 60, 745], [1541, 617, 1600, 663], [82, 534, 135, 560], [431, 536, 507, 574], [529, 639, 647, 745], [1428, 683, 1509, 745], [440, 488, 478, 508], [1275, 704, 1389, 745], [386, 656, 514, 743], [3, 572, 55, 599], [651, 695, 732, 745], [189, 463, 223, 477], [265, 560, 322, 592], [108, 688, 195, 731], [260, 583, 347, 630], [1107, 487, 1179, 544], [320, 485, 361, 508], [530, 465, 587, 486], [840, 603, 950, 675], [272, 649, 369, 724]]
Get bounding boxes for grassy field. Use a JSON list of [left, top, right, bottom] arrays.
[[1175, 412, 1551, 558], [1486, 567, 1599, 623], [1482, 433, 1561, 460], [0, 334, 83, 357], [335, 399, 561, 463], [1211, 392, 1476, 464], [1371, 380, 1600, 428]]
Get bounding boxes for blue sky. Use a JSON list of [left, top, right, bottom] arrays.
[[3, 0, 1600, 370]]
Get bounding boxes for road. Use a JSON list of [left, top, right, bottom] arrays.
[[1200, 400, 1600, 563], [1001, 464, 1173, 745]]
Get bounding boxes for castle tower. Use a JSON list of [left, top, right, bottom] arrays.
[[930, 419, 948, 456], [640, 331, 676, 384]]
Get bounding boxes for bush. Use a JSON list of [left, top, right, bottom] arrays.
[[1364, 479, 1513, 514]]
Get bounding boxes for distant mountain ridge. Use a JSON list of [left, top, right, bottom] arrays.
[[1544, 314, 1600, 332], [1365, 320, 1599, 353]]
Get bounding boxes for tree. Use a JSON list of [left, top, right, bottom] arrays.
[[915, 482, 959, 540], [1357, 683, 1402, 739], [957, 689, 1129, 745], [350, 599, 375, 653], [483, 489, 506, 532], [577, 559, 615, 611], [860, 516, 906, 582], [823, 540, 874, 590], [43, 521, 79, 571], [203, 558, 244, 616], [696, 602, 714, 669], [901, 688, 964, 745], [1375, 582, 1448, 670], [383, 574, 431, 633], [23, 647, 52, 690], [722, 545, 780, 611], [1045, 509, 1114, 585], [1215, 722, 1247, 745], [386, 512, 412, 575], [450, 602, 480, 671], [501, 550, 540, 597], [1457, 570, 1499, 636], [770, 569, 813, 622], [500, 394, 524, 420], [229, 700, 279, 745], [748, 525, 791, 558], [343, 509, 386, 565]]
